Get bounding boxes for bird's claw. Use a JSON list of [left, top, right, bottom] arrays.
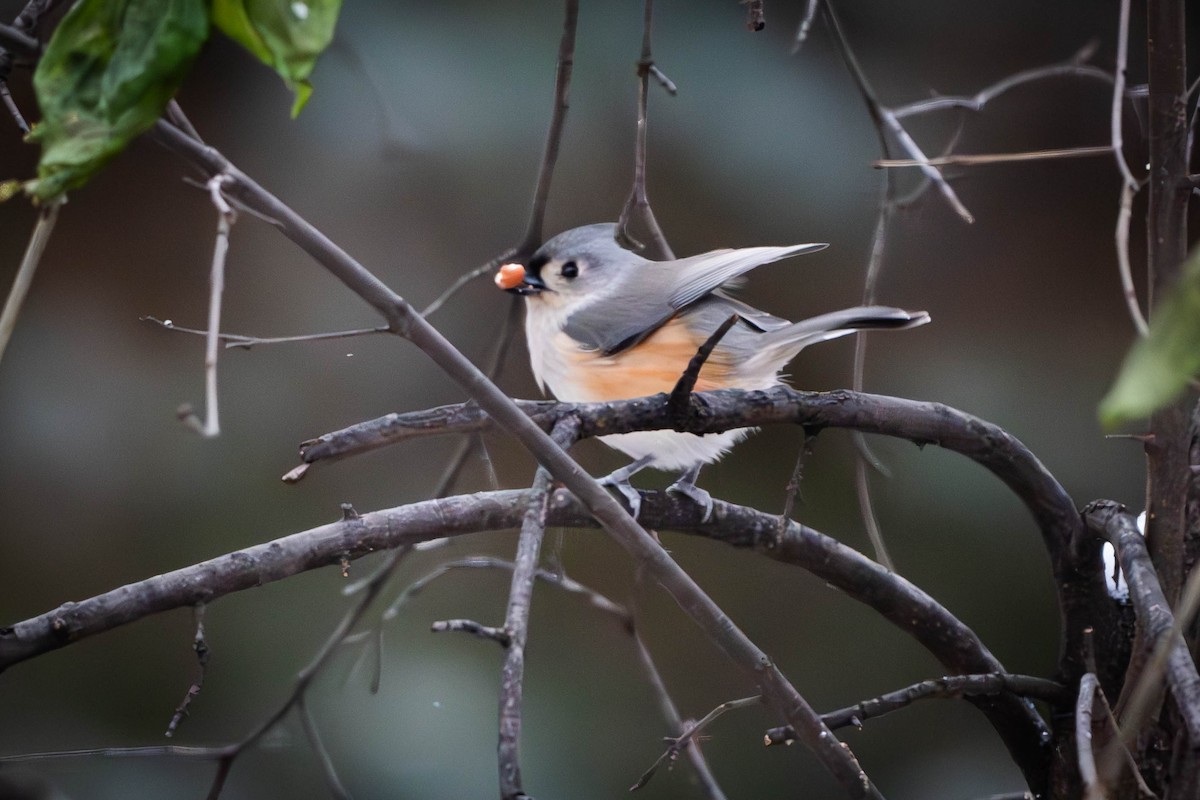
[[599, 455, 654, 520], [601, 475, 643, 519], [667, 464, 713, 522]]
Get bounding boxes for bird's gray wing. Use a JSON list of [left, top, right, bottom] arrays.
[[668, 243, 826, 310], [563, 243, 825, 355], [561, 265, 679, 355]]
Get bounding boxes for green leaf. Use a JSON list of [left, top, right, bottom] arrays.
[[25, 0, 209, 202], [211, 0, 343, 116], [1100, 246, 1200, 428]]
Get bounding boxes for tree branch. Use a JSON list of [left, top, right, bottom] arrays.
[[498, 420, 577, 799], [0, 489, 1052, 791], [1082, 500, 1200, 744], [764, 673, 1068, 744]]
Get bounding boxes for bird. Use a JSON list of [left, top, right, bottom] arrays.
[[496, 223, 929, 520]]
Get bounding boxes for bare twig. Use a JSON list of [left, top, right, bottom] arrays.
[[0, 79, 27, 133], [631, 695, 761, 791], [1108, 0, 1149, 336], [297, 695, 351, 800], [668, 314, 739, 421], [1110, 0, 1138, 189], [431, 618, 510, 645], [164, 604, 209, 738], [204, 545, 412, 798], [874, 146, 1112, 168], [790, 0, 820, 53], [821, 1, 973, 222], [178, 176, 235, 438], [421, 0, 578, 319], [0, 199, 59, 365], [766, 673, 1068, 744], [142, 317, 390, 350], [891, 52, 1113, 118], [517, 0, 578, 254], [616, 0, 675, 259], [778, 429, 810, 533], [1114, 182, 1148, 335]]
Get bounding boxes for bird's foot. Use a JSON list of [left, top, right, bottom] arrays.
[[667, 464, 713, 522], [599, 455, 654, 519]]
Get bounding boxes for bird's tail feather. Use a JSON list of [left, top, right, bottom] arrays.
[[754, 305, 929, 365]]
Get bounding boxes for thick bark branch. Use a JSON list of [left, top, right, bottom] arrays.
[[0, 489, 1052, 789], [1083, 500, 1200, 744], [297, 386, 1108, 680]]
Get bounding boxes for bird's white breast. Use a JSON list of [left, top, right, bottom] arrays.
[[523, 298, 757, 470]]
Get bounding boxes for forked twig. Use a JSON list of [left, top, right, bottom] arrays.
[[616, 0, 675, 259], [631, 695, 761, 791]]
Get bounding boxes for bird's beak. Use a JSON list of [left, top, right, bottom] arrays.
[[495, 263, 549, 295]]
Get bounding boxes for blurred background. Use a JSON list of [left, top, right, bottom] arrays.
[[0, 1, 1170, 797]]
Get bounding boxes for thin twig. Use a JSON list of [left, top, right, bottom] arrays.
[[421, 0, 578, 318], [431, 618, 510, 645], [891, 54, 1113, 118], [164, 604, 210, 738], [518, 0, 578, 254], [874, 145, 1112, 168], [0, 200, 59, 365], [631, 695, 761, 791], [821, 1, 973, 222], [0, 79, 28, 133], [204, 545, 412, 798], [668, 314, 740, 421], [1114, 181, 1149, 335], [1110, 0, 1139, 188], [778, 429, 809, 533], [142, 317, 390, 349], [1110, 0, 1148, 336], [179, 176, 235, 438], [766, 673, 1068, 744], [790, 0, 820, 54], [297, 695, 351, 800], [616, 0, 675, 259]]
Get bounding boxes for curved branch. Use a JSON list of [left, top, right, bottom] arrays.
[[0, 489, 1052, 789], [298, 387, 1082, 567], [1082, 500, 1200, 745], [297, 385, 1111, 699]]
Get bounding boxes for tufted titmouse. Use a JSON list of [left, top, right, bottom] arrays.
[[496, 223, 929, 518]]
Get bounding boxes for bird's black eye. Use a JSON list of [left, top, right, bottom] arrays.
[[560, 260, 579, 279]]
